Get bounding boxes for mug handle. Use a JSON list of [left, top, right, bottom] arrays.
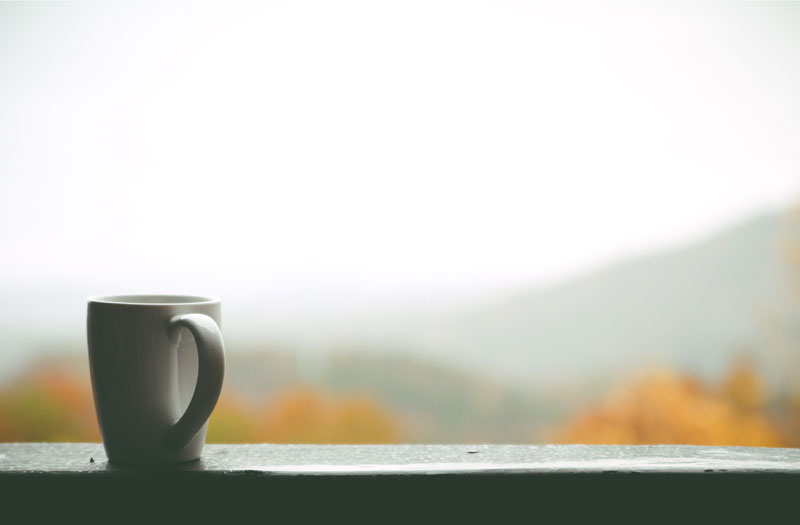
[[164, 313, 225, 451]]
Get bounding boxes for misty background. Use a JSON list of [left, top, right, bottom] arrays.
[[1, 1, 800, 443]]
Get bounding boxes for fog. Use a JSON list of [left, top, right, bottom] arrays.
[[2, 1, 799, 298], [1, 1, 800, 379]]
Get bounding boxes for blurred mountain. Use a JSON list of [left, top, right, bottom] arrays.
[[0, 209, 796, 387], [9, 349, 556, 442], [383, 210, 797, 383], [317, 352, 557, 442]]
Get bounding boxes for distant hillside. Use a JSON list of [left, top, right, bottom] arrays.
[[1, 209, 796, 389], [11, 349, 554, 443], [316, 352, 557, 442], [389, 210, 797, 383]]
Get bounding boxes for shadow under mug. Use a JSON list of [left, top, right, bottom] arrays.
[[87, 295, 225, 464]]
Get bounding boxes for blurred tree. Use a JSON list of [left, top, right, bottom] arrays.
[[1, 369, 401, 444], [771, 204, 800, 444], [0, 369, 100, 442], [764, 204, 800, 390], [255, 387, 400, 444], [722, 355, 767, 410], [205, 391, 261, 443], [552, 362, 785, 446]]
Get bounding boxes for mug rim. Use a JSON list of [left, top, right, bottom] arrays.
[[88, 294, 220, 306]]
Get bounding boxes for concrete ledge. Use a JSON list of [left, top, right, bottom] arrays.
[[2, 444, 799, 520], [3, 443, 800, 475]]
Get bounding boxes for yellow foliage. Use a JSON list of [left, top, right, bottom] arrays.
[[722, 357, 767, 410], [208, 387, 401, 444], [0, 369, 100, 442], [552, 364, 786, 447], [0, 371, 401, 444], [204, 391, 261, 443]]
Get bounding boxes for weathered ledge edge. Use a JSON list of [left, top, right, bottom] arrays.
[[2, 443, 800, 475]]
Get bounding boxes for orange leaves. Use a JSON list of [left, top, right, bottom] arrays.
[[202, 391, 261, 443], [206, 387, 401, 444], [0, 369, 100, 442], [0, 369, 403, 444], [722, 357, 767, 411], [552, 363, 786, 446], [2, 358, 795, 447]]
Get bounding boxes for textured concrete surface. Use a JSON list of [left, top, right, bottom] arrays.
[[2, 443, 800, 475], [2, 444, 799, 520]]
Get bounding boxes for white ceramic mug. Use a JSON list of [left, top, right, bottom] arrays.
[[87, 295, 225, 464]]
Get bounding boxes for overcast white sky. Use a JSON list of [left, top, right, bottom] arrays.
[[1, 1, 799, 304]]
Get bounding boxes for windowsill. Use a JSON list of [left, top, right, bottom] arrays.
[[3, 443, 798, 519], [2, 443, 800, 475]]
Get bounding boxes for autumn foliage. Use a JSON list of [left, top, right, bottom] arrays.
[[1, 358, 797, 446], [205, 388, 400, 443], [0, 368, 100, 442], [552, 359, 787, 446], [0, 368, 400, 444]]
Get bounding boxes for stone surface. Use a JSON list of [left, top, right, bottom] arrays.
[[3, 444, 800, 520], [2, 443, 800, 475]]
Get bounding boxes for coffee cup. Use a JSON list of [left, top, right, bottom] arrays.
[[87, 295, 225, 464]]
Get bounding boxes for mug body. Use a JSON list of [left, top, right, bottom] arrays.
[[87, 295, 221, 464]]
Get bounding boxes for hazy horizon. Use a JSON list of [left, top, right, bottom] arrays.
[[2, 1, 800, 387], [0, 205, 795, 383], [2, 1, 800, 300], [0, 202, 794, 307]]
